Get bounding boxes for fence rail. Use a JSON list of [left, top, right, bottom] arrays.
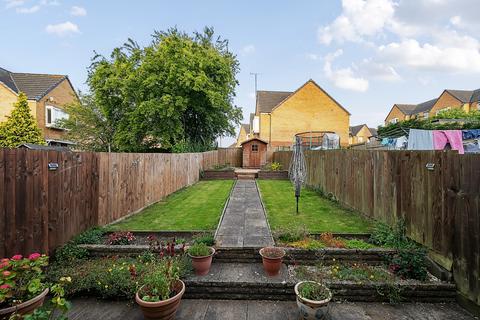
[[273, 149, 480, 307], [0, 148, 240, 257]]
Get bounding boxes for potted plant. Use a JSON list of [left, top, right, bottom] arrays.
[[0, 253, 50, 319], [259, 247, 285, 276], [187, 243, 215, 276], [294, 281, 332, 320], [136, 259, 185, 320]]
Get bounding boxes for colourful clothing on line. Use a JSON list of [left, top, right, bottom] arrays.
[[407, 129, 434, 150], [433, 130, 464, 154]]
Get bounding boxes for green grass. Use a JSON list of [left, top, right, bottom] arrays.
[[109, 180, 233, 231], [258, 180, 371, 233]]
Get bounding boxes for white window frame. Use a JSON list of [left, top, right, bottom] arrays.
[[45, 105, 69, 129], [423, 112, 429, 119], [390, 118, 398, 124]]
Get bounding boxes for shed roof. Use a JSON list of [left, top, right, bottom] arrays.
[[240, 137, 268, 146]]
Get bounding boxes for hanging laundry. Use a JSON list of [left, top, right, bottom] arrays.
[[433, 130, 464, 154], [395, 136, 408, 150], [407, 129, 434, 150], [464, 139, 480, 153], [462, 129, 480, 140]]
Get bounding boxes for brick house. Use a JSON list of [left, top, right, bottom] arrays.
[[0, 67, 77, 146], [385, 88, 480, 125], [349, 124, 377, 144], [236, 79, 351, 149]]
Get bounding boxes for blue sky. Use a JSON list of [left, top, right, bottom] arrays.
[[2, 0, 480, 146]]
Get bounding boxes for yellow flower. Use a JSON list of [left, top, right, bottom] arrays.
[[105, 285, 108, 289], [370, 275, 374, 279], [66, 276, 72, 282], [108, 268, 112, 272], [97, 281, 101, 285]]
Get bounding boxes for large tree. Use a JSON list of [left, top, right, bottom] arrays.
[[0, 92, 45, 147], [60, 92, 115, 152], [86, 27, 242, 152]]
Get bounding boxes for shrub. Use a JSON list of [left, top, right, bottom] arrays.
[[331, 263, 392, 282], [107, 232, 136, 245], [389, 246, 427, 281], [344, 239, 375, 249], [369, 219, 407, 248], [288, 238, 326, 250], [298, 282, 330, 301], [54, 243, 89, 265], [72, 227, 105, 245], [187, 243, 212, 257], [193, 233, 215, 246], [319, 233, 345, 248], [276, 226, 308, 243]]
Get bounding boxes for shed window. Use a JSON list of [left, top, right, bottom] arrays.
[[251, 144, 258, 152]]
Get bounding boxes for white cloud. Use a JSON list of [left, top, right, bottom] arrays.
[[306, 53, 320, 61], [40, 0, 59, 5], [16, 5, 39, 13], [378, 37, 480, 73], [70, 5, 86, 16], [4, 0, 23, 8], [45, 21, 80, 37], [318, 0, 396, 45], [360, 59, 401, 81], [241, 44, 255, 55], [323, 50, 369, 92]]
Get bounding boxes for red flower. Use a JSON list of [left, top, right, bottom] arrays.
[[0, 284, 11, 290], [2, 271, 11, 277], [0, 261, 9, 269], [28, 253, 41, 261], [11, 255, 22, 260]]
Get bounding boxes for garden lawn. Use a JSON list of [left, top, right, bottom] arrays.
[[258, 180, 371, 233], [109, 180, 233, 231]]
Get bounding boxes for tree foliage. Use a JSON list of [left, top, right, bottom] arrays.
[[378, 109, 480, 136], [59, 92, 116, 152], [83, 27, 242, 152], [0, 92, 45, 148]]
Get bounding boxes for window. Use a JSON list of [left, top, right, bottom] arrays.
[[390, 118, 398, 124], [436, 107, 451, 116], [358, 137, 364, 142], [45, 106, 69, 129], [251, 144, 258, 152], [423, 112, 429, 119]]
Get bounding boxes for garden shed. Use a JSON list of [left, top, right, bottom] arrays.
[[241, 137, 268, 168]]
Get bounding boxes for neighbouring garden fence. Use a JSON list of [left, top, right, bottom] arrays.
[[274, 149, 480, 307], [0, 148, 240, 257]]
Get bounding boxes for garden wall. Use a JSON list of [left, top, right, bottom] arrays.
[[273, 149, 480, 307], [0, 148, 240, 257]]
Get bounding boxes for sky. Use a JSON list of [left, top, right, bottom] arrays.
[[2, 0, 480, 147]]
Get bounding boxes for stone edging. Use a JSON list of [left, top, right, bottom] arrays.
[[213, 179, 237, 240]]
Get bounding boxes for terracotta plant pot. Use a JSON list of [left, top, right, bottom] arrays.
[[259, 247, 285, 277], [135, 280, 185, 320], [188, 247, 215, 276], [294, 281, 332, 320], [0, 288, 49, 320]]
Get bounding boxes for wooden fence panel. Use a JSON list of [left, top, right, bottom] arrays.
[[273, 149, 480, 306]]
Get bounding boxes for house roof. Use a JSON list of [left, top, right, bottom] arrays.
[[413, 98, 438, 114], [255, 79, 351, 116], [395, 104, 417, 115], [445, 89, 475, 103], [470, 89, 480, 103], [349, 124, 367, 136], [369, 127, 378, 137], [240, 123, 250, 133], [240, 137, 268, 146], [0, 67, 68, 101], [256, 90, 292, 113]]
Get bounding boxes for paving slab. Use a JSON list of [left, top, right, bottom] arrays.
[[66, 298, 477, 320], [215, 180, 274, 248]]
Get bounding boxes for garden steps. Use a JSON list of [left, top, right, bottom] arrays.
[[183, 262, 457, 303]]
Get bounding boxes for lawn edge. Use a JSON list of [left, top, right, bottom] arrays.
[[213, 179, 237, 239]]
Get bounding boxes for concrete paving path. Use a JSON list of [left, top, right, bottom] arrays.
[[66, 298, 477, 320], [215, 180, 274, 248]]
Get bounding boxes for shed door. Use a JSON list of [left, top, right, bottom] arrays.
[[250, 143, 260, 168]]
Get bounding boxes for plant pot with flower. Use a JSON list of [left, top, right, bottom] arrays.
[[294, 281, 332, 320], [187, 243, 215, 276], [136, 258, 185, 320], [259, 247, 285, 277], [0, 253, 50, 320]]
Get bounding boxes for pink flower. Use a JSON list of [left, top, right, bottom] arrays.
[[0, 261, 9, 268], [11, 255, 22, 261], [2, 271, 11, 277], [0, 284, 11, 290], [28, 253, 41, 261], [1, 259, 9, 263]]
